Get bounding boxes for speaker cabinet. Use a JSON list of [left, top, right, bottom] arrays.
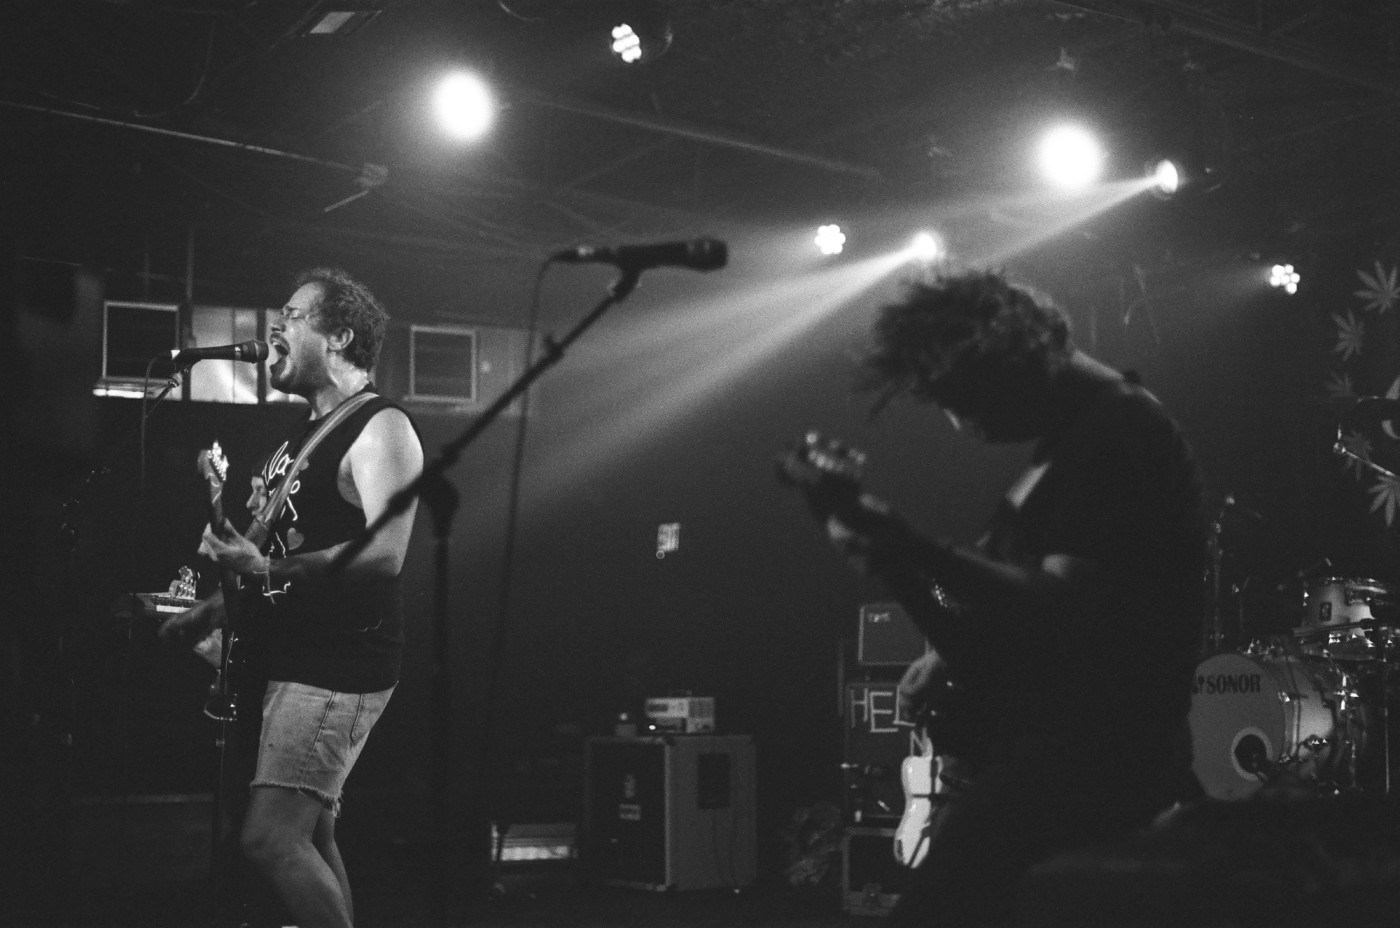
[[858, 602, 928, 666], [582, 735, 756, 891], [842, 825, 907, 916]]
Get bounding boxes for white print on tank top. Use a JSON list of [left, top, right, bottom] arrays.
[[259, 431, 386, 633], [258, 438, 301, 601]]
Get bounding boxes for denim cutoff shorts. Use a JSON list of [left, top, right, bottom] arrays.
[[251, 680, 394, 816]]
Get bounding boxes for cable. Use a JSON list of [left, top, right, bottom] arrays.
[[475, 258, 551, 891]]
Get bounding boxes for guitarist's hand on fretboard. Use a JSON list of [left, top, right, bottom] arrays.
[[821, 494, 915, 576], [897, 649, 950, 719], [777, 431, 928, 575], [199, 518, 268, 578]]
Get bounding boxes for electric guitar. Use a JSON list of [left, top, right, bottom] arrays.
[[196, 442, 278, 723], [777, 431, 965, 868]]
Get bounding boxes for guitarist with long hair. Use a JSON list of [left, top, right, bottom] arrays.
[[788, 270, 1206, 927], [160, 267, 423, 928]]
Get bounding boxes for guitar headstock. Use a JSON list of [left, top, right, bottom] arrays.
[[174, 565, 197, 601], [777, 431, 867, 493], [197, 442, 230, 527], [197, 441, 229, 488]]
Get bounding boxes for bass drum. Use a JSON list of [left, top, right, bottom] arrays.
[[1188, 651, 1359, 800]]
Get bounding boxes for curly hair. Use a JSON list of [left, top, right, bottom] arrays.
[[859, 270, 1070, 416], [294, 266, 389, 372]]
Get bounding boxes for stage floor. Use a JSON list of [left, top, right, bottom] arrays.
[[23, 871, 867, 928]]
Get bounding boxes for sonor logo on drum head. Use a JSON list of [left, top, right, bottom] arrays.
[[1194, 673, 1263, 696]]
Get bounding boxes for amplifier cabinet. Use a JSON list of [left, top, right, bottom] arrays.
[[842, 825, 908, 916], [582, 735, 757, 891], [858, 602, 928, 666]]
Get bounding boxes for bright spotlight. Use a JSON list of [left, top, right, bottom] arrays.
[[611, 24, 643, 63], [1269, 263, 1301, 295], [814, 224, 846, 256], [909, 231, 944, 262], [434, 71, 493, 140], [1148, 159, 1181, 198], [608, 2, 672, 64], [1037, 125, 1103, 191]]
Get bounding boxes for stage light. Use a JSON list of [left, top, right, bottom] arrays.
[[1269, 263, 1300, 295], [1037, 125, 1103, 192], [434, 71, 493, 141], [302, 4, 381, 37], [814, 224, 846, 256], [909, 231, 944, 262], [611, 24, 643, 63], [1147, 158, 1181, 198], [607, 1, 672, 65]]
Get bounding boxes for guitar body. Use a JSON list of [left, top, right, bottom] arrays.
[[894, 754, 936, 868], [893, 727, 944, 869]]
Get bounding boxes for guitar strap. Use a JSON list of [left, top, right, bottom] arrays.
[[249, 390, 378, 546], [205, 391, 378, 712]]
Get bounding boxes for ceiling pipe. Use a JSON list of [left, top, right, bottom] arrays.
[[512, 88, 884, 181], [0, 99, 362, 174], [1054, 0, 1400, 99]]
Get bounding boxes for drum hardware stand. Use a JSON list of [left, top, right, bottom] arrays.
[[1331, 672, 1362, 793], [1205, 506, 1226, 652], [1380, 633, 1395, 796], [1233, 579, 1249, 650], [1333, 427, 1400, 482]]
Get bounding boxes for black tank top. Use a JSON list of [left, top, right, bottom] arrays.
[[253, 390, 413, 692]]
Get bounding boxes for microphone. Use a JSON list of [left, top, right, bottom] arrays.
[[551, 237, 727, 272], [170, 339, 269, 368]]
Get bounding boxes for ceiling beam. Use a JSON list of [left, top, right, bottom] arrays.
[[1054, 0, 1400, 99], [511, 88, 884, 182]]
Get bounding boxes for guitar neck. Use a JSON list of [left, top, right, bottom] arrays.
[[201, 464, 246, 625]]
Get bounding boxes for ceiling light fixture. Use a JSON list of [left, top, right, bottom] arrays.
[[1146, 158, 1181, 198], [1037, 124, 1103, 192], [607, 0, 673, 64], [302, 3, 383, 37], [814, 224, 846, 256], [434, 72, 494, 141], [908, 231, 945, 263], [1269, 263, 1300, 295]]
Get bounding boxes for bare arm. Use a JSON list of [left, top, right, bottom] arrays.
[[825, 504, 1107, 616]]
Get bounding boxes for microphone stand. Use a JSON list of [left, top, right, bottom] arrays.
[[1205, 506, 1224, 653], [151, 365, 238, 899], [329, 268, 642, 925], [144, 363, 248, 919]]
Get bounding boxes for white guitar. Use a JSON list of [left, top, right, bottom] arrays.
[[893, 727, 940, 868]]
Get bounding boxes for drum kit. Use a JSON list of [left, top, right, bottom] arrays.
[[1189, 398, 1400, 801], [1190, 577, 1398, 800]]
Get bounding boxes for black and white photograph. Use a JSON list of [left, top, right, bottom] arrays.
[[4, 3, 1400, 927]]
